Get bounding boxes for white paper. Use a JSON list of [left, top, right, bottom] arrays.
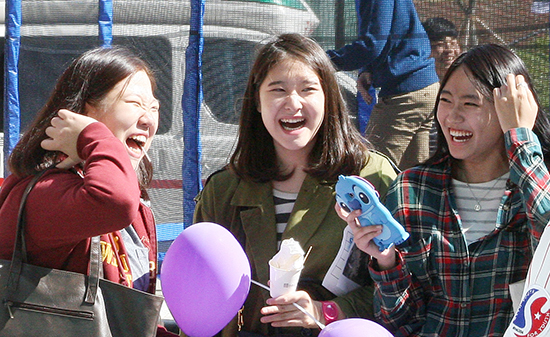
[[322, 226, 362, 296]]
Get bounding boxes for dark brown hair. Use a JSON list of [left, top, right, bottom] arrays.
[[230, 33, 370, 183], [8, 46, 157, 197]]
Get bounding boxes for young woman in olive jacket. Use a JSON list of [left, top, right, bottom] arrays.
[[193, 33, 397, 336]]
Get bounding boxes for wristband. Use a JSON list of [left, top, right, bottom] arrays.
[[321, 301, 338, 325]]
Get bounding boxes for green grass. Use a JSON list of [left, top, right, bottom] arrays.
[[514, 34, 550, 111]]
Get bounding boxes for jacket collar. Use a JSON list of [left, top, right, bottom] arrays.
[[229, 175, 335, 284]]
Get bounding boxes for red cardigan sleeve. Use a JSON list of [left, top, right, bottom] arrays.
[[0, 122, 141, 271], [29, 122, 140, 243]]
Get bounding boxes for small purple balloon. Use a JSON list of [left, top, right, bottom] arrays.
[[319, 318, 394, 337], [161, 222, 251, 337]]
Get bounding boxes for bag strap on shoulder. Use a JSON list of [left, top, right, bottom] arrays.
[[7, 167, 101, 305], [7, 169, 50, 292]]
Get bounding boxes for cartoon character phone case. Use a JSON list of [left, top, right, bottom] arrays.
[[335, 175, 409, 251]]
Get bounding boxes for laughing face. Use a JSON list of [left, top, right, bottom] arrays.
[[258, 59, 325, 160], [430, 37, 461, 80], [437, 65, 505, 165], [87, 70, 159, 170]]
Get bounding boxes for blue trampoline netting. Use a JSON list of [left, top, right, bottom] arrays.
[[1, 0, 548, 265]]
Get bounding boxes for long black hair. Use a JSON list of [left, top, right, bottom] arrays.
[[429, 43, 550, 167]]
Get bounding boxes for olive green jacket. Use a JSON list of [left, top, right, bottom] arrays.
[[192, 151, 397, 336]]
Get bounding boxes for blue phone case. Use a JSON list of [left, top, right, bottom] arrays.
[[335, 175, 409, 251]]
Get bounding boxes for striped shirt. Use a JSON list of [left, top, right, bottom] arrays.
[[452, 173, 509, 245], [371, 128, 550, 336], [273, 189, 297, 249]]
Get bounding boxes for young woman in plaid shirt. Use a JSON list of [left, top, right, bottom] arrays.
[[337, 44, 550, 336]]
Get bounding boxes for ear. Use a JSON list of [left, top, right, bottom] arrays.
[[84, 102, 101, 119], [255, 94, 261, 113]]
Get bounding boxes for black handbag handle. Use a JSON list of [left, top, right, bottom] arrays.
[[85, 236, 101, 304], [6, 168, 101, 305]]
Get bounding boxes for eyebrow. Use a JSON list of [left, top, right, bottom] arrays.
[[265, 79, 320, 87], [126, 92, 160, 107], [265, 80, 283, 87], [440, 89, 481, 101]]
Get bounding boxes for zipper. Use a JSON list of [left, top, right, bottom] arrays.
[[4, 300, 95, 320], [237, 306, 244, 331]]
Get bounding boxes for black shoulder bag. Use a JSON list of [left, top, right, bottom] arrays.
[[0, 171, 164, 336]]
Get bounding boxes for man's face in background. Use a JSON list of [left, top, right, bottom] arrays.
[[430, 37, 461, 80]]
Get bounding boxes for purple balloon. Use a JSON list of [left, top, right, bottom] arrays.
[[319, 318, 394, 337], [161, 222, 251, 337]]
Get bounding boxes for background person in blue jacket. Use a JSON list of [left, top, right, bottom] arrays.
[[327, 0, 440, 170]]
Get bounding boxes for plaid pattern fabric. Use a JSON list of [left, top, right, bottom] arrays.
[[370, 128, 550, 336]]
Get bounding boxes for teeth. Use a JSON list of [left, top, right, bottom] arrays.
[[281, 118, 304, 124], [280, 118, 305, 131], [449, 129, 472, 142], [449, 129, 472, 137], [129, 135, 146, 146]]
